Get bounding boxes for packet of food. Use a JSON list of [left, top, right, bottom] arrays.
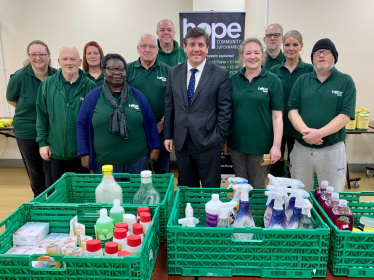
[[38, 233, 70, 248], [66, 247, 83, 256], [61, 236, 77, 249], [70, 216, 78, 236], [79, 235, 93, 252], [75, 222, 85, 245], [45, 240, 61, 255]]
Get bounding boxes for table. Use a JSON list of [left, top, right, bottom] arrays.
[[345, 122, 374, 189]]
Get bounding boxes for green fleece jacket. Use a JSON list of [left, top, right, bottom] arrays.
[[36, 69, 96, 160], [156, 40, 187, 67]]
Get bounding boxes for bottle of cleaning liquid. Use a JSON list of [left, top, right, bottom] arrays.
[[232, 184, 255, 240], [298, 200, 314, 229], [267, 174, 305, 189], [178, 203, 200, 227], [133, 170, 160, 204], [314, 180, 328, 201], [318, 186, 334, 206], [285, 189, 309, 223], [96, 165, 123, 204], [267, 191, 287, 229], [96, 209, 115, 241], [217, 201, 237, 228], [322, 192, 339, 220], [228, 179, 252, 227], [263, 187, 288, 228], [287, 192, 304, 229], [110, 199, 125, 225], [330, 199, 354, 231], [205, 194, 223, 227]]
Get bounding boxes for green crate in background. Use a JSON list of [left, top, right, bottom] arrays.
[[0, 203, 160, 280], [310, 191, 374, 278], [167, 187, 330, 278], [30, 173, 174, 242]]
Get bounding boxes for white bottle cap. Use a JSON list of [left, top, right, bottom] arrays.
[[321, 180, 328, 188], [331, 193, 339, 200], [113, 199, 120, 207], [141, 170, 152, 183], [212, 194, 219, 201], [339, 199, 348, 207], [326, 186, 334, 193], [100, 209, 108, 219]]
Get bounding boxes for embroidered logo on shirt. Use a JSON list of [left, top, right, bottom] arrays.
[[157, 76, 167, 82], [332, 90, 343, 97], [258, 87, 268, 93], [80, 97, 84, 101], [129, 104, 139, 110]]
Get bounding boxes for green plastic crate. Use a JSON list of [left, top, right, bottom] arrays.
[[0, 203, 159, 280], [30, 172, 174, 242], [167, 187, 330, 278], [310, 191, 374, 277]]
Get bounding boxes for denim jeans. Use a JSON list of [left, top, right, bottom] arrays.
[[16, 138, 53, 198], [94, 154, 149, 175], [50, 157, 90, 184], [150, 134, 170, 174]]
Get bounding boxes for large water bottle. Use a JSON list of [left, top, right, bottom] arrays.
[[95, 165, 123, 204], [133, 170, 160, 204]]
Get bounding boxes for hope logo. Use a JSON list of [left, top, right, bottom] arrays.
[[258, 87, 268, 93], [129, 104, 139, 110], [182, 18, 242, 49], [157, 76, 167, 82], [332, 90, 343, 97]]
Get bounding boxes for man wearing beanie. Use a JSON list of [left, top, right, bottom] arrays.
[[288, 38, 356, 192]]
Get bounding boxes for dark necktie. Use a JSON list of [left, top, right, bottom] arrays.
[[187, 68, 198, 105]]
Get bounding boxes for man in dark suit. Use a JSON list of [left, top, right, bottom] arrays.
[[164, 27, 232, 188]]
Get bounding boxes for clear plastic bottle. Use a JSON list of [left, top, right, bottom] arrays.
[[322, 192, 339, 220], [133, 170, 160, 204], [298, 200, 313, 229], [318, 186, 334, 206], [110, 199, 125, 225], [314, 180, 328, 202], [330, 199, 354, 231], [96, 165, 123, 204]]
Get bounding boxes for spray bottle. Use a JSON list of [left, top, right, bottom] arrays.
[[287, 191, 305, 229], [267, 174, 305, 189], [232, 184, 255, 240], [267, 191, 287, 229], [178, 203, 200, 227], [217, 202, 237, 228], [263, 188, 288, 228], [298, 200, 313, 229], [227, 178, 249, 225], [285, 189, 310, 223]]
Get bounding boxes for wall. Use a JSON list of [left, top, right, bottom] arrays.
[[0, 0, 373, 168]]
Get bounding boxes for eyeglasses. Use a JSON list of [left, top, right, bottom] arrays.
[[28, 53, 48, 58], [104, 67, 126, 74], [265, 33, 281, 39], [313, 49, 332, 57], [139, 44, 157, 50]]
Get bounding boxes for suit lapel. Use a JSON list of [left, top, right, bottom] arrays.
[[178, 63, 189, 107], [191, 61, 213, 105]]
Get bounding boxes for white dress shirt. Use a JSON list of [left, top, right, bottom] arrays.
[[187, 59, 206, 91]]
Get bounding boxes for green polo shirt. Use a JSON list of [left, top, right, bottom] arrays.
[[288, 67, 356, 148], [270, 59, 314, 136], [61, 72, 82, 102], [92, 88, 148, 165], [126, 58, 170, 122], [228, 67, 284, 154], [86, 71, 104, 86], [264, 51, 286, 71], [157, 40, 187, 67], [6, 65, 57, 139]]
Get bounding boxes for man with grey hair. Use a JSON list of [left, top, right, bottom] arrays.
[[288, 38, 356, 192], [263, 23, 285, 70], [37, 45, 96, 183], [156, 19, 187, 66], [126, 34, 171, 174]]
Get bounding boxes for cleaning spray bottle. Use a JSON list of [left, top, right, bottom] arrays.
[[267, 191, 287, 229], [287, 191, 305, 229], [217, 202, 237, 228], [178, 203, 200, 227], [232, 184, 255, 240], [263, 188, 288, 228], [267, 174, 305, 189], [298, 200, 314, 229], [228, 179, 252, 227], [285, 189, 310, 223]]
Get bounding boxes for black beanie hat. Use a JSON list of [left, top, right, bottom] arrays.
[[311, 38, 338, 64]]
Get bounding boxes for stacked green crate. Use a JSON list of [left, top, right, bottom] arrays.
[[30, 173, 174, 242], [310, 191, 374, 277], [0, 203, 160, 280], [167, 187, 330, 278]]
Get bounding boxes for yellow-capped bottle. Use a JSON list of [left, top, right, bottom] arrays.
[[95, 165, 123, 204]]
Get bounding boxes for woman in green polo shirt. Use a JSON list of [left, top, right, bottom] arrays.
[[269, 30, 314, 177], [6, 40, 57, 197], [82, 41, 104, 86], [224, 38, 284, 188]]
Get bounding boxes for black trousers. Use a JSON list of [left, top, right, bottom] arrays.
[[175, 133, 221, 188], [270, 135, 295, 177], [50, 157, 90, 184]]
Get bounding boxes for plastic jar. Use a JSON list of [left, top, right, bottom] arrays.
[[118, 251, 132, 257], [104, 242, 119, 256], [132, 223, 144, 242], [85, 240, 103, 256], [137, 207, 150, 222], [113, 228, 127, 251], [127, 235, 141, 255], [139, 212, 151, 235], [123, 214, 137, 235]]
